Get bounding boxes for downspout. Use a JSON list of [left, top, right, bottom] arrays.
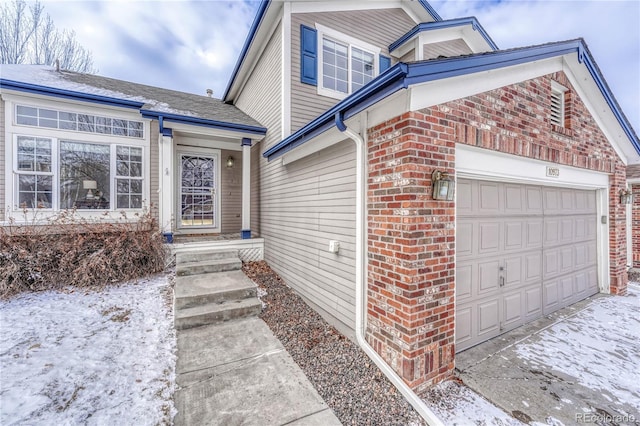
[[335, 112, 444, 426]]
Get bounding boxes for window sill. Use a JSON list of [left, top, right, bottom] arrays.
[[316, 87, 348, 101]]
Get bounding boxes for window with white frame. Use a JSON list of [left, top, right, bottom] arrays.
[[14, 135, 144, 211], [317, 25, 379, 98]]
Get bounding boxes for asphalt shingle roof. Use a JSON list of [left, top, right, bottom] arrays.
[[0, 65, 263, 129]]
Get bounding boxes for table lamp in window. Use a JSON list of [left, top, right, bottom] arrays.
[[83, 180, 97, 199]]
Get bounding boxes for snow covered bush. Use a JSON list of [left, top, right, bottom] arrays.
[[0, 209, 168, 298]]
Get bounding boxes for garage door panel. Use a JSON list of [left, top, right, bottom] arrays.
[[560, 218, 573, 243], [455, 306, 473, 347], [526, 219, 543, 248], [560, 190, 573, 210], [503, 291, 523, 326], [544, 218, 560, 246], [525, 187, 543, 214], [457, 222, 474, 258], [574, 271, 588, 299], [525, 286, 542, 319], [505, 221, 524, 251], [544, 279, 560, 313], [479, 182, 500, 213], [456, 263, 473, 300], [477, 300, 500, 337], [457, 180, 473, 215], [505, 184, 524, 213], [560, 276, 574, 306], [587, 269, 598, 293], [479, 222, 500, 254], [504, 256, 522, 287], [524, 253, 542, 282], [543, 188, 560, 212], [559, 247, 573, 273], [544, 250, 559, 278], [478, 260, 500, 294], [575, 243, 588, 268]]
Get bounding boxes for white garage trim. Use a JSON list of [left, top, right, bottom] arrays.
[[455, 144, 610, 295]]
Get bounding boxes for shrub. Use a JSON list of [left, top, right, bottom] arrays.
[[0, 209, 168, 298]]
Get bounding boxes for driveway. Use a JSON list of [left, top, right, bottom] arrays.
[[456, 283, 640, 425]]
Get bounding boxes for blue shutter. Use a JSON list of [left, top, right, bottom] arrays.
[[379, 55, 391, 73], [300, 25, 317, 85]]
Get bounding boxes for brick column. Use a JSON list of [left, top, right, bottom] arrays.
[[366, 111, 456, 393], [609, 165, 629, 294]]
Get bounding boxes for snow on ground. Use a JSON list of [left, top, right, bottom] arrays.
[[0, 275, 176, 425], [424, 380, 524, 426], [515, 283, 640, 415]]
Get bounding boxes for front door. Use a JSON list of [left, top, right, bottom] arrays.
[[178, 152, 219, 230]]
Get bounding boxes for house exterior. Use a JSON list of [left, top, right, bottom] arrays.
[[1, 0, 639, 414], [220, 0, 640, 396], [0, 65, 266, 257]]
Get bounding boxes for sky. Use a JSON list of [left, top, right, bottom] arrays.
[[37, 0, 640, 133]]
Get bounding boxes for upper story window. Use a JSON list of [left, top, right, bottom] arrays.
[[550, 82, 567, 128], [16, 105, 144, 138], [300, 24, 391, 100]]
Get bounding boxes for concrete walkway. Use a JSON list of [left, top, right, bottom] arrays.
[[174, 316, 341, 425]]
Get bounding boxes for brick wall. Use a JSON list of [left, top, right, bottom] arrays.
[[633, 184, 640, 269], [364, 71, 630, 392], [367, 111, 456, 391]]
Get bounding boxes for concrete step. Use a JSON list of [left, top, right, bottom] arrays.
[[176, 257, 242, 276], [176, 249, 239, 265], [175, 298, 263, 330], [175, 270, 257, 310]]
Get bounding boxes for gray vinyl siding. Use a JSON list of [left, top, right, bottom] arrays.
[[290, 9, 416, 133], [0, 99, 4, 221], [250, 143, 260, 236], [399, 49, 416, 63], [260, 140, 357, 330], [149, 120, 159, 222], [423, 38, 472, 59], [220, 149, 242, 233]]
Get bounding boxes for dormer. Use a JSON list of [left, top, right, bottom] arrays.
[[389, 17, 498, 62]]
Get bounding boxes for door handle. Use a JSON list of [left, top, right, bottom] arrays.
[[499, 276, 505, 287]]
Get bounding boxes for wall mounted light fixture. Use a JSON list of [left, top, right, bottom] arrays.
[[226, 156, 235, 168], [620, 188, 633, 205], [432, 170, 455, 201]]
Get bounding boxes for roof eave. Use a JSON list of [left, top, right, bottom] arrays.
[[0, 79, 145, 109], [264, 39, 640, 161], [140, 109, 267, 136]]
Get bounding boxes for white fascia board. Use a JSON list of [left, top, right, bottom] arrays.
[[289, 0, 428, 23], [281, 124, 352, 165], [562, 55, 636, 166], [457, 144, 609, 189], [628, 178, 640, 184], [173, 134, 244, 152], [227, 3, 283, 101], [281, 2, 292, 139], [168, 121, 263, 143], [393, 26, 492, 58]]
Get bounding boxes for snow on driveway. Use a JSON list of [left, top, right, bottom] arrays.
[[0, 275, 176, 425], [514, 283, 640, 416]]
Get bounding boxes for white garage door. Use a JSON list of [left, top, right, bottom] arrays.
[[455, 179, 598, 352]]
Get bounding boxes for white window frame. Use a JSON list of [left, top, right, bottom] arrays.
[[12, 134, 147, 215], [316, 23, 381, 100], [550, 81, 567, 127]]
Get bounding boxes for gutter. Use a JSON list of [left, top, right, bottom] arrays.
[[139, 109, 267, 136], [335, 113, 445, 426]]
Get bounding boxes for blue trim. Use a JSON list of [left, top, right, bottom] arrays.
[[0, 79, 145, 109], [300, 24, 318, 85], [161, 127, 173, 137], [418, 0, 442, 21], [264, 39, 639, 160], [389, 18, 498, 53], [162, 233, 173, 244], [379, 55, 392, 73], [140, 110, 266, 135], [335, 112, 347, 132], [242, 137, 252, 146], [223, 0, 271, 100], [241, 230, 251, 239]]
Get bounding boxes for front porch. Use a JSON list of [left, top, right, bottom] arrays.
[[170, 234, 265, 262]]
